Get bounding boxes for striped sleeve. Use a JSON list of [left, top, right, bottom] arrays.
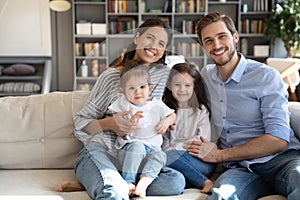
[[74, 68, 121, 143]]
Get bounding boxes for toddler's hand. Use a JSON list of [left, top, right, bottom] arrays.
[[130, 111, 144, 125], [113, 110, 141, 136]]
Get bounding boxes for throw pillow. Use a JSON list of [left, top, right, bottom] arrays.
[[0, 82, 41, 92], [2, 63, 36, 76]]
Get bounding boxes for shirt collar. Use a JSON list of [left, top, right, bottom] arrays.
[[211, 53, 247, 84], [230, 53, 247, 83]]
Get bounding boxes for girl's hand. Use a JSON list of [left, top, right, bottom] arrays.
[[156, 112, 176, 134], [156, 118, 171, 134], [112, 110, 140, 136]]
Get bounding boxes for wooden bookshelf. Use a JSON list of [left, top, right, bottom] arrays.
[[72, 0, 273, 90]]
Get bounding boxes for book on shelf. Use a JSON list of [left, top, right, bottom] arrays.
[[253, 0, 269, 11], [108, 0, 137, 13], [176, 42, 201, 57], [76, 42, 106, 57], [109, 17, 137, 34], [91, 60, 107, 77], [240, 38, 248, 56], [182, 20, 194, 34], [163, 0, 172, 13], [140, 0, 146, 12], [241, 19, 264, 34], [176, 0, 205, 13]]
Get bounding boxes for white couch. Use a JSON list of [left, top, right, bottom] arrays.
[[1, 91, 296, 200]]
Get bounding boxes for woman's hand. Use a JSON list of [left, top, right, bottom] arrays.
[[184, 136, 220, 163], [112, 110, 141, 136]]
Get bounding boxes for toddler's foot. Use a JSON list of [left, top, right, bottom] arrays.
[[200, 179, 214, 194], [134, 176, 153, 199], [56, 181, 85, 192]]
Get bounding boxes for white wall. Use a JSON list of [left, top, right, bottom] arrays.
[[0, 0, 51, 56]]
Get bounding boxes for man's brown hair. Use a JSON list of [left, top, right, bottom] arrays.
[[196, 12, 237, 46]]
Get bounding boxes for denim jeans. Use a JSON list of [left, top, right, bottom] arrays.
[[207, 150, 300, 200], [74, 142, 185, 200], [117, 141, 166, 184], [165, 150, 217, 188]]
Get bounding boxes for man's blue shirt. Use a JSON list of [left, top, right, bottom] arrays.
[[201, 54, 300, 169]]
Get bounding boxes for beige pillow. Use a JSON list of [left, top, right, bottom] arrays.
[[0, 91, 89, 169]]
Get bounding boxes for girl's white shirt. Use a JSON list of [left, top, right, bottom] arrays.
[[163, 106, 211, 150]]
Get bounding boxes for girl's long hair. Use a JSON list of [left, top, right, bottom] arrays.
[[162, 62, 210, 116]]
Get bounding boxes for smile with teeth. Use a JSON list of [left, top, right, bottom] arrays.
[[145, 49, 156, 56], [213, 49, 226, 55]]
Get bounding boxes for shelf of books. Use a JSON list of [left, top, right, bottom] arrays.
[[239, 0, 271, 62], [72, 0, 273, 91]]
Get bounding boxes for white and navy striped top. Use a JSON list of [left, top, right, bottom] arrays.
[[74, 64, 170, 154]]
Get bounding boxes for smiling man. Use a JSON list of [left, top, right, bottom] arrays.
[[183, 12, 300, 200]]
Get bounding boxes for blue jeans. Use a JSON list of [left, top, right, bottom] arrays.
[[207, 149, 300, 200], [118, 141, 166, 184], [74, 142, 185, 200], [165, 150, 216, 188]]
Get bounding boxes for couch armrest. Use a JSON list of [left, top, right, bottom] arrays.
[[288, 102, 300, 139]]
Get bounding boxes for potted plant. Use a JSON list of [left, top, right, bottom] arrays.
[[264, 0, 300, 57]]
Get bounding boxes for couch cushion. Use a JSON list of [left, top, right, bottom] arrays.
[[0, 169, 90, 200], [288, 101, 300, 139], [0, 91, 89, 169], [0, 168, 286, 200]]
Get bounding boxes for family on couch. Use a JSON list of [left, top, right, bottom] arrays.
[[58, 13, 300, 200]]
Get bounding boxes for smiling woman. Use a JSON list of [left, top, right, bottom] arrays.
[[57, 17, 186, 200]]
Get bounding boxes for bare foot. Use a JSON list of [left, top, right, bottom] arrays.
[[128, 183, 136, 195], [134, 176, 153, 199], [56, 181, 85, 192], [200, 179, 214, 194]]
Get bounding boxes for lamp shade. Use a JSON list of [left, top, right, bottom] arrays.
[[49, 0, 71, 12]]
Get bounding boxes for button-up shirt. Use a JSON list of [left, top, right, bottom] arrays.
[[201, 54, 300, 169]]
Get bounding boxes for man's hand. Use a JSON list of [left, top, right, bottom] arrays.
[[184, 136, 221, 163]]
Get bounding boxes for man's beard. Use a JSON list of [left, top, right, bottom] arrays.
[[214, 49, 235, 67]]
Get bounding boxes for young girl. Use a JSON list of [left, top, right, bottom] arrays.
[[162, 62, 217, 194]]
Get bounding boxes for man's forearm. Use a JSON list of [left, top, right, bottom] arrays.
[[219, 134, 288, 162]]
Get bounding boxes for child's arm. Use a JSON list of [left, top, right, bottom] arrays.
[[156, 112, 176, 134]]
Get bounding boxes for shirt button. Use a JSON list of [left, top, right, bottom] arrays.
[[220, 99, 223, 103], [222, 116, 225, 119], [220, 83, 223, 86], [226, 130, 230, 134]]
